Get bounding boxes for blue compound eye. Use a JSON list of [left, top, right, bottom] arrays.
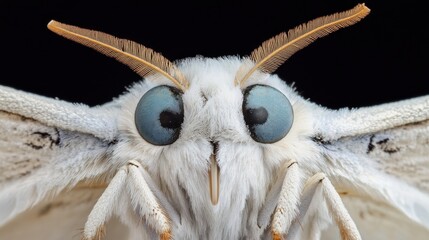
[[242, 84, 293, 143], [135, 85, 184, 146]]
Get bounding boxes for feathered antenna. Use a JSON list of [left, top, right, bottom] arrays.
[[48, 20, 189, 91], [235, 3, 370, 86]]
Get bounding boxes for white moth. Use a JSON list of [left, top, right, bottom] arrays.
[[0, 3, 428, 240]]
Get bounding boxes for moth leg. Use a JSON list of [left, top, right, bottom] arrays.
[[287, 173, 330, 240], [288, 173, 361, 240], [320, 174, 360, 240], [83, 161, 172, 240], [126, 160, 172, 240], [264, 160, 304, 240], [83, 166, 128, 240]]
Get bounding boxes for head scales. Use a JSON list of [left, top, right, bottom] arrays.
[[47, 20, 189, 92], [234, 3, 370, 86]]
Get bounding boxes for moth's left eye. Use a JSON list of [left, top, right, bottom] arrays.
[[243, 84, 294, 143], [135, 85, 184, 146]]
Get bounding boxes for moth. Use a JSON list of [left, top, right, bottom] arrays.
[[1, 3, 428, 240]]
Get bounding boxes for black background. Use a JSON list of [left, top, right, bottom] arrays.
[[1, 1, 427, 109]]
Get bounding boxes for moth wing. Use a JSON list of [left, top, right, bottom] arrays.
[[0, 86, 118, 232], [322, 195, 429, 240], [0, 85, 118, 140], [0, 186, 130, 240], [314, 95, 429, 238]]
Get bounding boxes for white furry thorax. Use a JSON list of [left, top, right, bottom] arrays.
[[112, 56, 320, 239]]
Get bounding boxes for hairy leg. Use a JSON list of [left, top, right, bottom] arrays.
[[83, 161, 172, 240], [288, 173, 361, 240]]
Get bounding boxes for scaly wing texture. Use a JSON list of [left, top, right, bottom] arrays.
[[313, 95, 429, 239], [323, 195, 429, 240], [0, 186, 129, 240], [0, 85, 118, 140], [0, 85, 119, 237]]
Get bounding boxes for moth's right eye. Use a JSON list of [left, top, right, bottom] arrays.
[[242, 84, 294, 143], [135, 85, 184, 146]]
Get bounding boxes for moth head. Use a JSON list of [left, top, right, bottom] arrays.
[[47, 3, 370, 206], [47, 3, 369, 146]]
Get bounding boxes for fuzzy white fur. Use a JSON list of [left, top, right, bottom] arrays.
[[113, 57, 320, 239], [0, 56, 429, 240], [271, 161, 303, 236]]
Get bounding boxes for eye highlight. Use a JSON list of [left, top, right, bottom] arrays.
[[135, 85, 184, 146], [243, 84, 293, 143]]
